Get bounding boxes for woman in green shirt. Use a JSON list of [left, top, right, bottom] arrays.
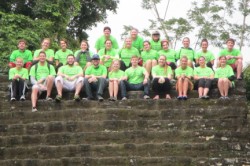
[[158, 40, 177, 70], [151, 55, 172, 99], [215, 56, 235, 99], [33, 38, 54, 65], [194, 56, 214, 99]]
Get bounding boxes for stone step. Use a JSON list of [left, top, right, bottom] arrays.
[[0, 130, 249, 148], [1, 142, 249, 160], [0, 157, 249, 166], [0, 119, 246, 136]]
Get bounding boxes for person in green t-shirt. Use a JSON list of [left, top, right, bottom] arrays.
[[215, 56, 235, 99], [118, 38, 140, 71], [30, 51, 56, 112], [55, 55, 84, 102], [151, 55, 173, 100], [176, 37, 195, 68], [175, 56, 194, 100], [130, 28, 144, 53], [74, 40, 93, 72], [194, 56, 214, 99], [218, 38, 243, 80], [120, 56, 150, 100], [9, 58, 29, 101], [98, 39, 119, 68], [33, 38, 54, 64], [108, 60, 125, 101], [141, 41, 159, 75], [84, 54, 108, 101], [150, 31, 162, 51], [95, 26, 119, 52], [54, 38, 73, 71], [9, 39, 33, 70], [158, 40, 177, 70]]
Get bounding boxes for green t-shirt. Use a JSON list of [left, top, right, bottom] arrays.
[[9, 49, 33, 64], [58, 65, 83, 78], [152, 65, 172, 77], [119, 47, 140, 67], [95, 35, 119, 51], [219, 48, 241, 65], [125, 66, 146, 84], [175, 66, 194, 78], [194, 66, 214, 77], [9, 67, 29, 80], [108, 70, 125, 79], [98, 48, 118, 67], [195, 50, 215, 63], [158, 49, 176, 63], [33, 49, 55, 59], [150, 40, 161, 51], [55, 49, 73, 65], [176, 48, 195, 61], [141, 49, 159, 63], [85, 65, 107, 77], [29, 62, 56, 80], [132, 36, 144, 52], [74, 50, 93, 68], [215, 65, 234, 78]]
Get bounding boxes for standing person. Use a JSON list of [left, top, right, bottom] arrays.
[[120, 56, 150, 100], [108, 60, 125, 101], [84, 54, 107, 101], [195, 39, 215, 68], [218, 38, 243, 80], [98, 39, 119, 69], [150, 31, 162, 51], [9, 58, 29, 101], [119, 38, 140, 71], [151, 55, 172, 100], [215, 56, 235, 99], [55, 55, 84, 102], [30, 51, 56, 112], [9, 39, 33, 70], [95, 26, 119, 52], [194, 56, 214, 99], [74, 40, 93, 72], [141, 41, 159, 75], [33, 38, 54, 64], [158, 40, 177, 70], [176, 37, 195, 68], [54, 38, 73, 71], [175, 56, 194, 100], [130, 28, 144, 53]]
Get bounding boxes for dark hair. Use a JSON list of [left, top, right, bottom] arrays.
[[80, 40, 89, 51], [143, 40, 150, 45], [161, 39, 169, 47], [18, 39, 27, 44], [60, 38, 68, 45], [103, 26, 111, 32], [201, 39, 208, 45], [67, 54, 75, 58], [226, 38, 235, 44], [182, 37, 190, 42], [104, 39, 112, 55], [39, 51, 46, 56]]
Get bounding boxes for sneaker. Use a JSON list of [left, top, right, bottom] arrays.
[[219, 96, 225, 100], [82, 97, 95, 101], [108, 97, 114, 101], [182, 96, 188, 100], [32, 107, 38, 112], [143, 95, 150, 99], [113, 97, 117, 101], [74, 95, 81, 102], [224, 96, 230, 100], [55, 95, 62, 102], [121, 97, 127, 101], [204, 95, 210, 99], [177, 96, 183, 100], [10, 97, 16, 102], [97, 95, 104, 102], [199, 96, 203, 99], [46, 96, 53, 101], [20, 95, 26, 101]]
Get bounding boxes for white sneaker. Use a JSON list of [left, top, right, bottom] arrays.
[[32, 107, 38, 112], [10, 97, 16, 102], [20, 95, 26, 101], [121, 97, 127, 100], [143, 95, 150, 99]]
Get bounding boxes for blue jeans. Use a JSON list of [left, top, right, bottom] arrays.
[[120, 80, 149, 98], [84, 78, 107, 98]]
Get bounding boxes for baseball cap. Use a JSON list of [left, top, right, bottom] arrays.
[[91, 54, 100, 60], [152, 31, 160, 35]]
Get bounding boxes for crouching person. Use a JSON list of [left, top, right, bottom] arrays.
[[30, 51, 56, 112], [9, 58, 29, 101], [55, 54, 84, 102], [120, 56, 150, 100]]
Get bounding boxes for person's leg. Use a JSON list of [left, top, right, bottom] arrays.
[[119, 80, 127, 98], [187, 60, 193, 68], [10, 80, 17, 99], [198, 78, 205, 97], [31, 85, 40, 108], [152, 60, 157, 67], [223, 78, 232, 97], [144, 60, 152, 75], [152, 78, 160, 99], [75, 77, 84, 96], [177, 78, 184, 96], [18, 79, 26, 99], [8, 62, 16, 68], [182, 78, 189, 96], [164, 78, 172, 99], [24, 62, 32, 70], [204, 79, 212, 97], [120, 60, 127, 71], [143, 80, 150, 96], [235, 59, 243, 79], [217, 79, 224, 97], [46, 76, 54, 98], [109, 80, 114, 97], [97, 78, 107, 97], [84, 78, 94, 98], [55, 76, 63, 97], [113, 80, 119, 98]]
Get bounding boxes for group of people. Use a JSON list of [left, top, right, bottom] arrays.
[[8, 26, 243, 112]]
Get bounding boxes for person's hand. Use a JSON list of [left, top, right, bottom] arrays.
[[143, 78, 148, 85]]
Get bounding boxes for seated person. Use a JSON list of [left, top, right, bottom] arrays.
[[158, 40, 177, 70], [9, 39, 32, 70], [130, 28, 144, 53], [215, 56, 235, 99], [30, 51, 56, 112], [108, 60, 125, 101], [33, 38, 54, 64], [194, 56, 214, 99], [120, 56, 150, 100], [9, 58, 29, 101], [55, 55, 84, 102], [151, 55, 172, 100], [150, 31, 162, 51], [218, 38, 243, 80], [175, 56, 194, 100], [84, 54, 107, 101], [54, 38, 73, 71]]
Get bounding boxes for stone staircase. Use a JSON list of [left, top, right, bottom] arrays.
[[0, 74, 249, 166]]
